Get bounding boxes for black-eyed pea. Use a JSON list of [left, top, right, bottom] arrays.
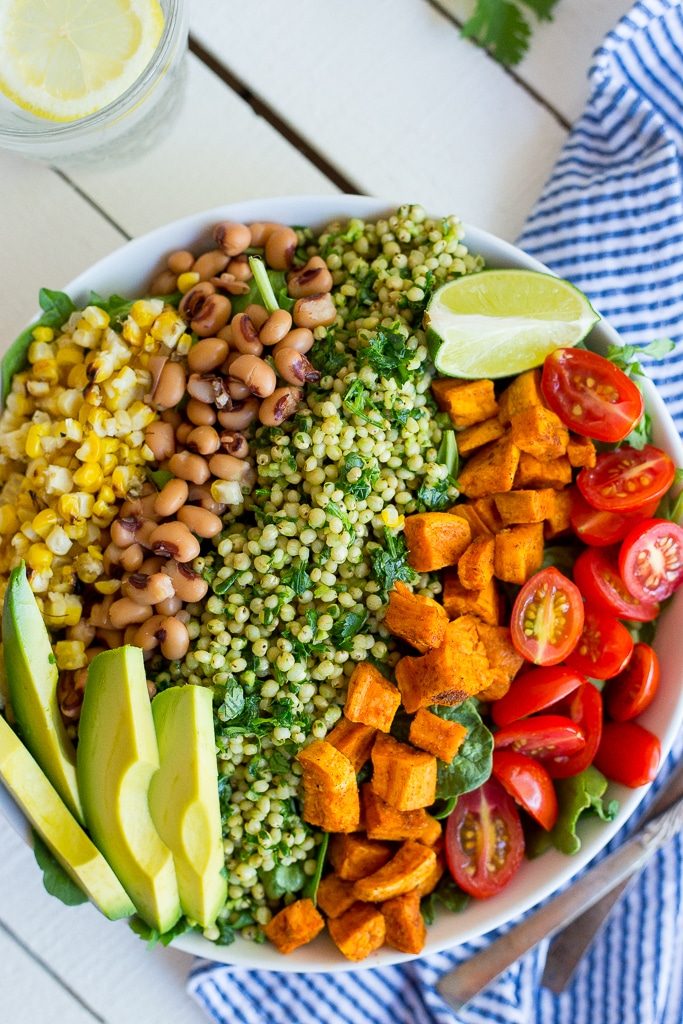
[[141, 555, 165, 575], [187, 483, 227, 516], [213, 221, 252, 257], [150, 361, 186, 410], [272, 327, 314, 356], [109, 598, 154, 629], [145, 420, 176, 460], [219, 431, 249, 459], [136, 518, 159, 550], [120, 543, 145, 573], [161, 409, 183, 430], [217, 397, 260, 430], [96, 628, 125, 650], [133, 614, 166, 653], [103, 541, 123, 574], [89, 597, 114, 629], [167, 250, 195, 275], [247, 221, 281, 247], [244, 304, 269, 330], [186, 425, 220, 456], [228, 255, 252, 281], [187, 372, 231, 408], [123, 625, 140, 647], [168, 451, 211, 485], [192, 249, 229, 281], [155, 594, 183, 617], [154, 478, 189, 517], [231, 313, 264, 356], [150, 521, 201, 562], [186, 397, 217, 426], [179, 280, 216, 318], [163, 559, 209, 602], [158, 617, 190, 661], [258, 386, 303, 427], [149, 269, 177, 295], [178, 505, 222, 538], [229, 354, 276, 398], [110, 517, 141, 549], [187, 336, 229, 374], [66, 620, 96, 646], [274, 348, 321, 386], [191, 294, 232, 337], [287, 256, 333, 298], [259, 309, 292, 346], [122, 572, 176, 606], [121, 493, 158, 519], [208, 453, 252, 481], [176, 422, 193, 445], [228, 378, 251, 401], [293, 293, 337, 329], [265, 226, 298, 270]]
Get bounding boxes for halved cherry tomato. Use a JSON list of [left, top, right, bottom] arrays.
[[545, 682, 603, 779], [445, 778, 524, 898], [494, 715, 586, 761], [604, 642, 660, 722], [491, 665, 586, 727], [619, 518, 683, 603], [565, 604, 633, 680], [577, 445, 675, 513], [570, 490, 633, 547], [511, 567, 584, 666], [541, 347, 644, 442], [492, 750, 558, 831], [594, 721, 661, 788], [573, 547, 659, 622]]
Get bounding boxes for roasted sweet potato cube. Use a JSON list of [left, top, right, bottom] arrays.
[[329, 833, 393, 881], [449, 504, 491, 537], [409, 707, 467, 763], [382, 890, 426, 954], [493, 488, 556, 526], [567, 434, 597, 468], [296, 741, 360, 832], [510, 405, 569, 462], [514, 453, 572, 489], [384, 580, 449, 652], [432, 378, 498, 428], [498, 369, 545, 424], [345, 661, 401, 733], [395, 615, 493, 712], [442, 571, 504, 626], [327, 902, 386, 961], [470, 497, 504, 533], [404, 512, 471, 572], [544, 488, 573, 540], [474, 622, 525, 702], [458, 437, 521, 499], [494, 523, 544, 584], [371, 733, 437, 810], [326, 718, 376, 773], [264, 898, 325, 954], [353, 841, 438, 902], [418, 815, 443, 848], [457, 535, 495, 590], [316, 874, 358, 919], [415, 852, 445, 896], [456, 416, 505, 456], [362, 784, 434, 842]]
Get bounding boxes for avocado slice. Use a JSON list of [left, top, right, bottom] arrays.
[[0, 714, 135, 919], [149, 685, 227, 928], [77, 646, 181, 933], [3, 563, 83, 823]]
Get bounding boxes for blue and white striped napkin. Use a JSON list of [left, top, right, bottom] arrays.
[[188, 3, 683, 1021]]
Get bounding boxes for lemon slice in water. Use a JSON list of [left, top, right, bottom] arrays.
[[0, 0, 164, 122], [425, 269, 599, 379]]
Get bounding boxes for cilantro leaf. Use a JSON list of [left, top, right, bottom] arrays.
[[282, 559, 312, 596], [310, 333, 348, 376], [330, 610, 368, 650], [462, 0, 532, 67], [342, 379, 384, 426], [418, 478, 453, 511], [338, 452, 379, 500], [218, 682, 245, 722], [370, 528, 418, 594], [362, 326, 412, 384]]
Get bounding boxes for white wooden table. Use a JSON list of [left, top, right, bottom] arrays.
[[0, 1, 632, 1020]]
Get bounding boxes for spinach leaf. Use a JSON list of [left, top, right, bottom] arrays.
[[541, 543, 582, 575], [421, 875, 469, 925], [261, 862, 306, 901], [370, 528, 418, 594], [87, 291, 135, 324], [437, 430, 459, 479], [330, 610, 368, 650], [218, 682, 245, 722], [146, 467, 174, 491], [129, 915, 195, 948], [302, 832, 329, 905], [338, 452, 379, 500], [32, 831, 87, 907], [431, 795, 457, 820], [2, 288, 76, 402], [549, 765, 618, 855], [431, 701, 493, 801]]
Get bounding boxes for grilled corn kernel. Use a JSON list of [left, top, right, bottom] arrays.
[[59, 492, 94, 521], [111, 465, 134, 497], [72, 464, 104, 493], [94, 579, 121, 595], [177, 272, 200, 294], [56, 344, 84, 367], [381, 508, 405, 529], [56, 389, 83, 417], [67, 364, 89, 389], [31, 509, 59, 538], [82, 306, 110, 330], [150, 310, 185, 348], [54, 640, 87, 671], [98, 484, 116, 505], [71, 326, 98, 349], [43, 466, 73, 496], [6, 393, 32, 417], [74, 551, 102, 584], [26, 543, 53, 572], [0, 506, 19, 534], [92, 500, 116, 524], [32, 326, 54, 343], [211, 479, 243, 505], [130, 300, 160, 328], [28, 341, 54, 363], [46, 525, 72, 556], [43, 593, 82, 628], [25, 423, 49, 459], [31, 359, 59, 384], [75, 435, 102, 463]]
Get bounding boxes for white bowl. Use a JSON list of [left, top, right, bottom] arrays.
[[3, 195, 683, 973]]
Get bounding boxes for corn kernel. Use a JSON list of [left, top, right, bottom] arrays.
[[129, 300, 158, 328], [46, 525, 72, 556], [111, 465, 134, 497], [82, 306, 110, 330], [122, 318, 143, 346], [64, 522, 88, 540], [102, 454, 118, 476], [98, 484, 116, 505], [71, 327, 97, 349], [75, 435, 102, 463], [32, 508, 59, 538], [26, 543, 53, 572], [92, 502, 116, 524], [54, 640, 87, 671], [381, 508, 405, 530], [31, 359, 59, 384], [72, 464, 104, 493], [58, 492, 94, 521], [0, 505, 19, 534], [6, 393, 32, 417], [25, 423, 48, 459], [67, 364, 88, 389], [150, 310, 185, 348], [74, 551, 102, 584], [28, 341, 54, 363], [94, 579, 121, 595], [32, 326, 54, 343], [26, 380, 50, 397], [43, 593, 82, 628], [177, 272, 200, 294], [56, 390, 83, 418], [211, 479, 243, 505], [56, 345, 84, 367], [43, 465, 73, 495]]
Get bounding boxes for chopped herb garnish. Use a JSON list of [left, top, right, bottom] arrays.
[[330, 610, 368, 650], [338, 452, 380, 500], [282, 559, 311, 596], [370, 528, 418, 593], [362, 325, 412, 383]]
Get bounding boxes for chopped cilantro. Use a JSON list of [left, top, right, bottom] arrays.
[[342, 379, 384, 425], [362, 326, 412, 384], [461, 0, 560, 67], [338, 452, 380, 500], [418, 477, 454, 511], [310, 333, 348, 376], [282, 559, 311, 596], [370, 528, 418, 593], [330, 610, 368, 650]]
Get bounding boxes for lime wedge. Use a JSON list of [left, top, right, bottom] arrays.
[[425, 270, 599, 379], [0, 0, 164, 122]]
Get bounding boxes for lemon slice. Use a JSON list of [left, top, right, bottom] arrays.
[[0, 0, 164, 122], [426, 269, 599, 379]]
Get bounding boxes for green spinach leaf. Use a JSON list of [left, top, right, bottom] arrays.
[[421, 875, 469, 925], [261, 862, 306, 901], [302, 833, 329, 905], [32, 831, 87, 907], [129, 915, 195, 948], [431, 701, 493, 801], [2, 288, 76, 402]]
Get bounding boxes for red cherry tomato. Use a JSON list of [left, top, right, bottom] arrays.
[[594, 721, 661, 788], [491, 665, 586, 727], [573, 547, 659, 622], [565, 605, 634, 680], [577, 445, 676, 513], [492, 750, 558, 831], [604, 642, 660, 722], [570, 490, 633, 547], [494, 715, 586, 761], [541, 347, 644, 442], [545, 682, 603, 779], [445, 778, 524, 898], [619, 518, 683, 603], [511, 567, 584, 666]]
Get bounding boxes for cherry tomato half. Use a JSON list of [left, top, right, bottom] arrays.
[[445, 778, 524, 898], [494, 715, 586, 761], [577, 445, 676, 514], [604, 642, 660, 723], [594, 721, 661, 788], [492, 750, 558, 831], [619, 518, 683, 603], [491, 665, 586, 727], [565, 604, 634, 680], [541, 347, 644, 443], [573, 547, 659, 622], [511, 567, 584, 666], [545, 682, 603, 779], [570, 490, 633, 547]]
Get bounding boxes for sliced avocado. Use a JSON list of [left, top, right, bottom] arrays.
[[0, 714, 135, 919], [149, 685, 227, 928], [3, 563, 83, 823], [77, 646, 181, 933]]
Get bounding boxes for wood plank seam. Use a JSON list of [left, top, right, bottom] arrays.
[[52, 169, 132, 241]]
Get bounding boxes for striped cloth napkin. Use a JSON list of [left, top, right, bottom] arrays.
[[188, 2, 683, 1021]]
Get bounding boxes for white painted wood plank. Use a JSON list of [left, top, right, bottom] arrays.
[[189, 0, 567, 240], [66, 53, 337, 239], [0, 823, 207, 1024], [0, 924, 95, 1024], [438, 0, 633, 122]]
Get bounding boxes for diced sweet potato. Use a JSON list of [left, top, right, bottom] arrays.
[[409, 707, 467, 763], [404, 513, 471, 572], [432, 378, 498, 428], [317, 874, 358, 919], [456, 417, 505, 455], [395, 615, 492, 712], [498, 369, 545, 424], [510, 405, 569, 462], [296, 741, 360, 832], [544, 488, 573, 540], [371, 733, 437, 810], [567, 434, 597, 468], [449, 497, 503, 536], [457, 535, 495, 590], [329, 833, 393, 881], [474, 622, 525, 702], [345, 661, 401, 733], [493, 488, 555, 526], [494, 523, 544, 584], [362, 784, 435, 842], [382, 890, 426, 954], [418, 815, 443, 848], [353, 841, 438, 902], [442, 571, 504, 626], [384, 580, 449, 652], [514, 453, 572, 489], [415, 852, 445, 896], [264, 898, 325, 954], [458, 437, 521, 499], [326, 718, 377, 773], [327, 902, 386, 961]]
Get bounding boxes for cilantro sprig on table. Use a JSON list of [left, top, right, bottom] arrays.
[[461, 0, 561, 68]]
